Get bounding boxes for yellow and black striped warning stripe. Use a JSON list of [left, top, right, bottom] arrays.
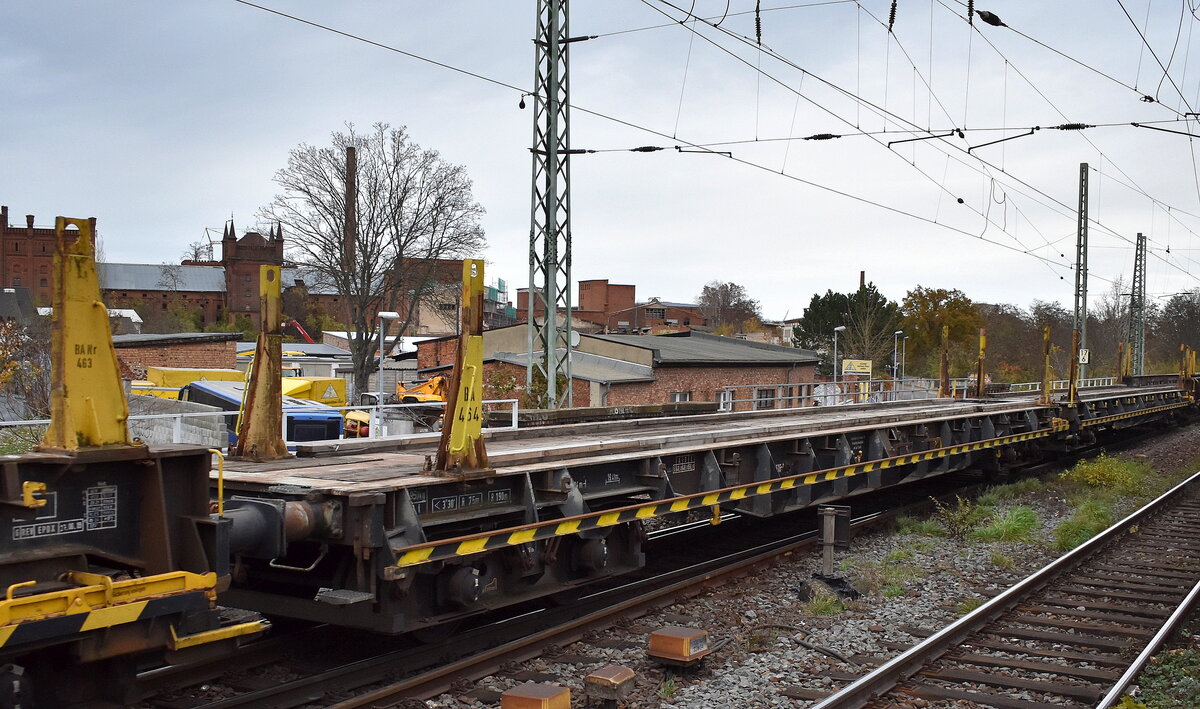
[[1079, 401, 1191, 429], [0, 570, 265, 650], [391, 422, 1070, 569]]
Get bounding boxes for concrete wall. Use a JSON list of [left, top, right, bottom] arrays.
[[127, 394, 226, 447]]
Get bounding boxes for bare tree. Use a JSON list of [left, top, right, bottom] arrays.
[[156, 263, 183, 291], [258, 123, 486, 397], [181, 239, 212, 262]]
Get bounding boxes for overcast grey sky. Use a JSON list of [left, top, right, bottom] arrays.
[[5, 1, 1200, 318]]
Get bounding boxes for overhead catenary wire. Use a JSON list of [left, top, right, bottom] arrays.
[[233, 0, 1083, 281], [232, 0, 1194, 291], [642, 0, 1181, 273], [933, 0, 1200, 282]]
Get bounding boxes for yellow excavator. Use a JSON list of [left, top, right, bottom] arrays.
[[344, 374, 449, 436], [397, 373, 449, 404]]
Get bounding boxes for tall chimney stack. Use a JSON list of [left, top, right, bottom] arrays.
[[343, 146, 357, 275], [859, 270, 866, 290]]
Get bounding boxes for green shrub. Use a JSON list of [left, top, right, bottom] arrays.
[[1129, 647, 1200, 708], [658, 676, 679, 699], [955, 598, 985, 615], [844, 559, 924, 595], [931, 495, 979, 540], [1060, 453, 1148, 494], [804, 593, 845, 616], [972, 506, 1040, 543], [980, 477, 1045, 506], [895, 515, 944, 536], [989, 551, 1015, 569], [885, 547, 915, 563], [1053, 499, 1113, 550], [882, 583, 906, 598]]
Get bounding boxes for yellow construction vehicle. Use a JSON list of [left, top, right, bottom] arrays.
[[398, 373, 449, 404]]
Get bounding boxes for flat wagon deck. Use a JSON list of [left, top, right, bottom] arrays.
[[213, 384, 1192, 632]]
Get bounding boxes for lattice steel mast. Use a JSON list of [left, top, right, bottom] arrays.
[[527, 0, 574, 408], [1127, 232, 1147, 376], [1073, 163, 1089, 380]]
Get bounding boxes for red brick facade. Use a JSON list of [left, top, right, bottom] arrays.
[[605, 364, 815, 409], [221, 223, 284, 325], [113, 335, 239, 379], [0, 207, 55, 305], [516, 278, 706, 333]]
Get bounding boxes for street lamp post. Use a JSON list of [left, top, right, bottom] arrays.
[[376, 311, 402, 436], [893, 329, 903, 401], [833, 326, 847, 398]]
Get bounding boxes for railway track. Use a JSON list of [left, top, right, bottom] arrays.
[[815, 467, 1200, 709]]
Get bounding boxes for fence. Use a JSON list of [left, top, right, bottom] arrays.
[[720, 376, 1118, 411], [0, 398, 521, 452]]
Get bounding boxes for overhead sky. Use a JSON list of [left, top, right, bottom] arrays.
[[5, 1, 1200, 319]]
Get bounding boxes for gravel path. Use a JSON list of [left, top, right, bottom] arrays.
[[423, 423, 1200, 709]]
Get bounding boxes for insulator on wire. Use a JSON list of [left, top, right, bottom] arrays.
[[755, 1, 762, 45], [967, 0, 974, 24], [888, 0, 897, 32]]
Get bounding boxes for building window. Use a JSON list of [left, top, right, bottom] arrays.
[[755, 388, 775, 410], [39, 278, 47, 287], [669, 391, 691, 403], [11, 278, 20, 286], [644, 307, 665, 319], [717, 389, 733, 411]]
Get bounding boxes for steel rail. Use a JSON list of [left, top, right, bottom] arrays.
[[1096, 578, 1200, 708], [812, 466, 1200, 709]]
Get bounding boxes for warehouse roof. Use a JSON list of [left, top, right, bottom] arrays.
[[590, 331, 818, 366], [97, 263, 338, 296], [236, 342, 349, 357], [100, 263, 226, 292], [421, 349, 655, 384], [112, 332, 242, 347]]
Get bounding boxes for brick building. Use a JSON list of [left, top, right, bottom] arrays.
[[0, 206, 56, 304], [516, 278, 706, 333], [112, 332, 241, 379], [416, 325, 818, 408]]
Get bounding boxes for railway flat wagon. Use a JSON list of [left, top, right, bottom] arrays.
[[0, 219, 264, 708], [211, 262, 1199, 638]]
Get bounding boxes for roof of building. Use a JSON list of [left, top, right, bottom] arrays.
[[97, 263, 339, 296], [112, 332, 242, 347], [322, 332, 433, 354], [590, 331, 819, 366], [236, 342, 350, 357], [0, 288, 36, 322], [38, 306, 143, 323], [423, 349, 655, 384], [100, 263, 226, 292], [637, 300, 700, 309], [281, 267, 339, 296]]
